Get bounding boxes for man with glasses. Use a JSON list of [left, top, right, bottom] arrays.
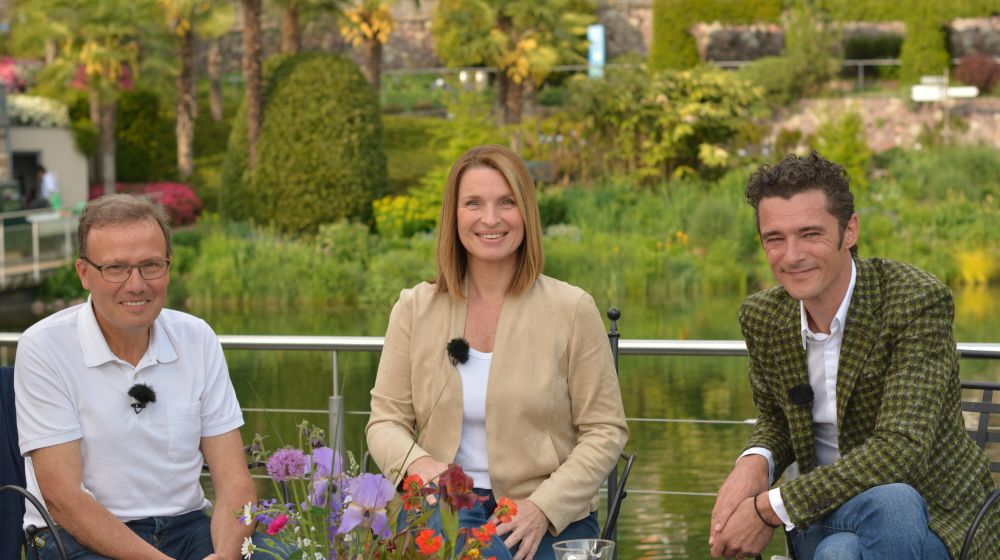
[[14, 195, 283, 559]]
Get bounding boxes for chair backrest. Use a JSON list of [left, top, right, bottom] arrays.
[[601, 452, 635, 541], [1, 365, 27, 559], [960, 380, 1000, 476]]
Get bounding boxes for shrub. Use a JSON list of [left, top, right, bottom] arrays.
[[899, 9, 950, 86], [739, 3, 841, 107], [843, 34, 903, 60], [648, 0, 782, 71], [953, 53, 1000, 92], [7, 95, 69, 127], [87, 182, 203, 226], [810, 112, 872, 195], [222, 53, 387, 232], [565, 65, 762, 183], [116, 88, 177, 182]]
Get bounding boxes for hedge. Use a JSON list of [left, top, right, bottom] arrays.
[[221, 53, 387, 232]]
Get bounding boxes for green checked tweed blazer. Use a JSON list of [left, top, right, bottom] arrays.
[[740, 257, 999, 559]]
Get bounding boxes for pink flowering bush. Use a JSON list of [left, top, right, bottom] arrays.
[[88, 182, 202, 226]]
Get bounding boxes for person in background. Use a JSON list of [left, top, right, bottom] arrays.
[[367, 144, 629, 560], [37, 164, 60, 209]]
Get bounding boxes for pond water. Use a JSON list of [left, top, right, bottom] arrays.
[[5, 286, 1000, 558]]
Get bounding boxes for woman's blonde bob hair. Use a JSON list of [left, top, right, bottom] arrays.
[[435, 144, 544, 298]]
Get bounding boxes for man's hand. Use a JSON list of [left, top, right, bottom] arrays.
[[494, 499, 549, 560], [709, 497, 775, 559], [710, 454, 770, 547], [203, 431, 257, 560]]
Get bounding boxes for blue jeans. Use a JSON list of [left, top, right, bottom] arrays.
[[416, 488, 599, 560], [788, 484, 951, 560], [36, 509, 292, 560]]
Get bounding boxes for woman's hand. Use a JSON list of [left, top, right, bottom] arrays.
[[495, 499, 549, 560], [406, 456, 450, 504], [406, 456, 450, 483]]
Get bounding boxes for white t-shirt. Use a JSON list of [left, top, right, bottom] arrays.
[[454, 348, 492, 489], [14, 298, 244, 528]]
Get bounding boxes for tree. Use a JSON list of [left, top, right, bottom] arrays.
[[158, 1, 235, 178], [340, 0, 393, 90], [12, 0, 156, 194], [241, 0, 263, 168], [432, 0, 594, 126]]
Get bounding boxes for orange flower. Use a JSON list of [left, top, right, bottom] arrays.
[[402, 474, 425, 512], [495, 498, 518, 523], [471, 522, 496, 546], [415, 528, 442, 555]]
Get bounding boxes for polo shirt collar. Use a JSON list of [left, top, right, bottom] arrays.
[[77, 296, 178, 367]]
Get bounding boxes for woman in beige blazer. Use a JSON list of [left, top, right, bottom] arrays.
[[366, 145, 628, 560]]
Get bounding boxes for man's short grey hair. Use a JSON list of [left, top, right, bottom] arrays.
[[77, 194, 172, 258]]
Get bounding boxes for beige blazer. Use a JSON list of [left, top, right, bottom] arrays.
[[366, 275, 628, 534]]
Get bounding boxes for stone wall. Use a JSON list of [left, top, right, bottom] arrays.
[[196, 5, 999, 75], [770, 97, 1000, 153], [949, 16, 1000, 58]]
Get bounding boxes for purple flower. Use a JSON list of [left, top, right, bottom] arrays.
[[308, 447, 344, 507], [267, 448, 308, 482], [336, 473, 395, 538]]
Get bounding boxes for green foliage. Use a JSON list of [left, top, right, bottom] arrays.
[[899, 5, 950, 86], [739, 2, 841, 107], [222, 54, 388, 232], [382, 115, 451, 195], [179, 146, 1000, 308], [648, 0, 782, 71], [431, 0, 594, 87], [373, 90, 505, 238], [116, 88, 178, 182], [37, 263, 87, 303], [843, 34, 903, 60], [810, 112, 872, 195], [564, 64, 762, 183]]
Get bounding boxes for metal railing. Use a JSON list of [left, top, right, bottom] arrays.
[[0, 208, 78, 287]]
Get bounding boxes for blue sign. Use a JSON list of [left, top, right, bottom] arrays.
[[587, 24, 605, 79]]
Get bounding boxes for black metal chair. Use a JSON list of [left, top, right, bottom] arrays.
[[604, 307, 635, 556], [0, 365, 69, 560], [958, 380, 1000, 560]]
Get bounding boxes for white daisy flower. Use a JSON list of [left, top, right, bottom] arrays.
[[242, 503, 254, 526], [240, 537, 255, 558]]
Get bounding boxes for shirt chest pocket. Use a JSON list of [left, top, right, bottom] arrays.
[[167, 402, 202, 463]]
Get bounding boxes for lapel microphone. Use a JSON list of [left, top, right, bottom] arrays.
[[447, 338, 470, 365], [128, 383, 157, 414], [789, 383, 814, 406]]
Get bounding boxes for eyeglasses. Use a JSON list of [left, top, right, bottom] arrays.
[[81, 256, 171, 283]]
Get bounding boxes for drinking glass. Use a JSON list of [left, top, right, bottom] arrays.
[[551, 539, 615, 560]]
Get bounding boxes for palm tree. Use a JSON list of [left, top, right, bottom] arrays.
[[241, 0, 263, 168], [12, 0, 155, 194]]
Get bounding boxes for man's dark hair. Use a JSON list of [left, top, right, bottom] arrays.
[[745, 151, 857, 257]]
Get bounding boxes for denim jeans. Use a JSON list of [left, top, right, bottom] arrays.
[[788, 483, 951, 560], [36, 509, 293, 560], [415, 488, 599, 560]]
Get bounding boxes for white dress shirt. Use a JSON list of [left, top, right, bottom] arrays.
[[740, 260, 857, 528]]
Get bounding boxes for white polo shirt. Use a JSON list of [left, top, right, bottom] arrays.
[[14, 298, 244, 528]]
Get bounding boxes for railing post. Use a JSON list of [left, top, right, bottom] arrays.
[[63, 213, 72, 259], [31, 220, 39, 282], [328, 350, 345, 457], [1, 219, 6, 288], [606, 307, 621, 557]]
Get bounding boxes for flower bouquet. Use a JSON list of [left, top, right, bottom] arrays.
[[239, 421, 517, 560]]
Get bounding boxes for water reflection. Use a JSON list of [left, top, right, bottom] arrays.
[[4, 288, 999, 558]]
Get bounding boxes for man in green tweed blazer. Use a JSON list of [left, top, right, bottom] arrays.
[[709, 153, 998, 560]]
